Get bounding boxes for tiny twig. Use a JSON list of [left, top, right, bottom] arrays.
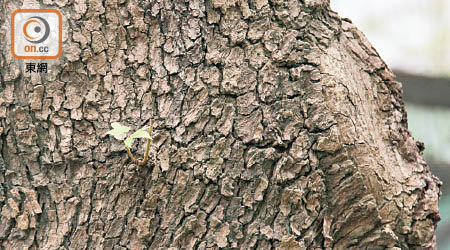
[[126, 146, 136, 163], [139, 119, 154, 166]]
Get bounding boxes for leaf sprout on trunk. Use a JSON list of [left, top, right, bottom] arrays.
[[106, 119, 154, 166]]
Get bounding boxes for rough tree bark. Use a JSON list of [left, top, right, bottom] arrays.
[[0, 0, 441, 249]]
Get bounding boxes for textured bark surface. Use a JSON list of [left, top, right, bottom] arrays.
[[0, 0, 441, 249]]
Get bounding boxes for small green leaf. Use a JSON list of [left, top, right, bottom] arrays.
[[106, 122, 131, 137], [129, 127, 151, 140], [124, 137, 133, 148]]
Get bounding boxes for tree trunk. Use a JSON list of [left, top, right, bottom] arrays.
[[0, 0, 441, 249]]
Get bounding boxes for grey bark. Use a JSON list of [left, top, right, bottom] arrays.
[[0, 0, 441, 249]]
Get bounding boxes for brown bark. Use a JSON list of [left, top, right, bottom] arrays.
[[0, 0, 441, 249]]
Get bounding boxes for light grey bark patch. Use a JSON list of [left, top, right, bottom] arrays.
[[235, 109, 264, 144]]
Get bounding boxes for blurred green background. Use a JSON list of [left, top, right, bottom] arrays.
[[331, 1, 450, 248]]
